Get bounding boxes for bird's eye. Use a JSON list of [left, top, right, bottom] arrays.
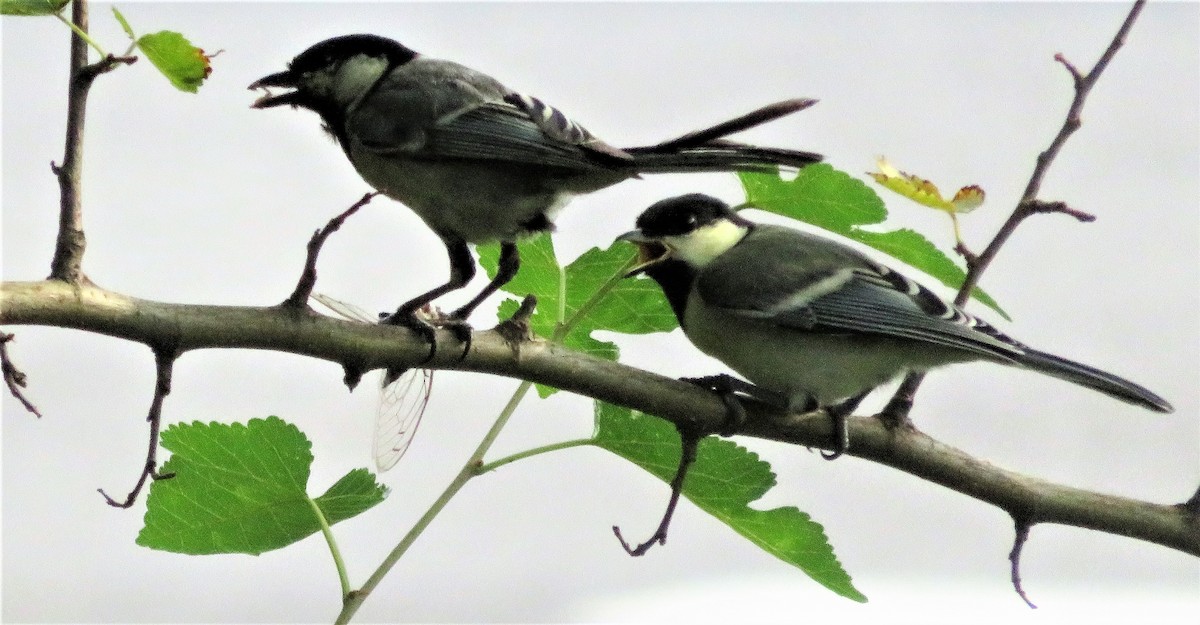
[[686, 215, 698, 228]]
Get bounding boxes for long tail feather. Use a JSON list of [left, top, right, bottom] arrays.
[[1017, 349, 1173, 413], [625, 140, 822, 172], [650, 98, 819, 151], [621, 99, 823, 173]]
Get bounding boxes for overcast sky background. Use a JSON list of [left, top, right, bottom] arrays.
[[3, 2, 1198, 623]]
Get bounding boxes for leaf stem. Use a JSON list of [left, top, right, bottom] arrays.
[[554, 255, 637, 341], [337, 379, 537, 624], [55, 12, 107, 57], [557, 261, 568, 327], [306, 496, 351, 600], [476, 438, 594, 474], [338, 243, 634, 622]]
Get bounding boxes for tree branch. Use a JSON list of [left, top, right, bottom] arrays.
[[3, 279, 1196, 557], [955, 0, 1144, 302], [887, 0, 1147, 419], [49, 0, 136, 284]]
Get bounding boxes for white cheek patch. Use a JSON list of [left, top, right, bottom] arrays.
[[667, 219, 749, 268], [330, 54, 391, 107]]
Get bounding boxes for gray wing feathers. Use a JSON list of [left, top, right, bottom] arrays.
[[347, 58, 623, 171], [696, 225, 1023, 362], [696, 226, 879, 309], [799, 279, 1022, 361], [426, 103, 614, 169]]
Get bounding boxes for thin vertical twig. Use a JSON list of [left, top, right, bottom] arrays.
[[48, 0, 136, 284]]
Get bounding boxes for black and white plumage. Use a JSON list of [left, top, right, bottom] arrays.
[[249, 34, 822, 340], [619, 193, 1173, 421]]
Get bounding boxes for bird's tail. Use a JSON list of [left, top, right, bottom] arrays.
[[1017, 348, 1173, 413], [623, 98, 823, 173]]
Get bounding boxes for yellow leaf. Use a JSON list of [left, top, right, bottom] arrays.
[[868, 157, 985, 215], [868, 157, 955, 212], [951, 185, 985, 213]]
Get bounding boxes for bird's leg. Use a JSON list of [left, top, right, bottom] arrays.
[[450, 241, 520, 322], [820, 391, 869, 461], [382, 239, 475, 362], [682, 373, 787, 435], [613, 422, 702, 557]]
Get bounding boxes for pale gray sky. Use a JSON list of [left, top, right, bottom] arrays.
[[3, 2, 1198, 623]]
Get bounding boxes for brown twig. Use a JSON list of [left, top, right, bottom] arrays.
[[883, 0, 1146, 421], [280, 192, 379, 309], [1009, 520, 1038, 609], [613, 426, 702, 556], [48, 1, 136, 284], [1024, 200, 1096, 222], [1, 332, 43, 418], [99, 347, 178, 508]]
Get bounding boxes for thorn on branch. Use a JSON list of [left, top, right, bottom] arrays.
[[343, 364, 366, 391], [281, 192, 378, 309], [1008, 519, 1038, 609], [954, 241, 980, 270], [98, 347, 179, 508], [1054, 53, 1084, 87], [1181, 484, 1200, 515], [1023, 200, 1096, 223], [613, 425, 703, 557], [495, 295, 538, 354], [1, 333, 44, 418], [78, 54, 138, 83]]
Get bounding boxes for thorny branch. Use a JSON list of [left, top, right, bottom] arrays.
[[98, 347, 179, 508], [1, 333, 43, 418], [3, 281, 1197, 557], [884, 0, 1148, 426], [2, 0, 1191, 613]]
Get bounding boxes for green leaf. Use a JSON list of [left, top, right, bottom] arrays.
[[111, 6, 135, 39], [0, 0, 69, 16], [134, 30, 211, 93], [740, 166, 1009, 320], [591, 403, 866, 602], [741, 164, 888, 233], [137, 417, 387, 555], [848, 228, 1006, 317], [480, 236, 677, 397]]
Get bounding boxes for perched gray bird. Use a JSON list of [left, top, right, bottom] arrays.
[[249, 34, 822, 347], [619, 193, 1173, 456]]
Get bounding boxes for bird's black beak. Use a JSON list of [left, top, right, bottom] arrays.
[[248, 70, 302, 109], [616, 230, 671, 277]]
